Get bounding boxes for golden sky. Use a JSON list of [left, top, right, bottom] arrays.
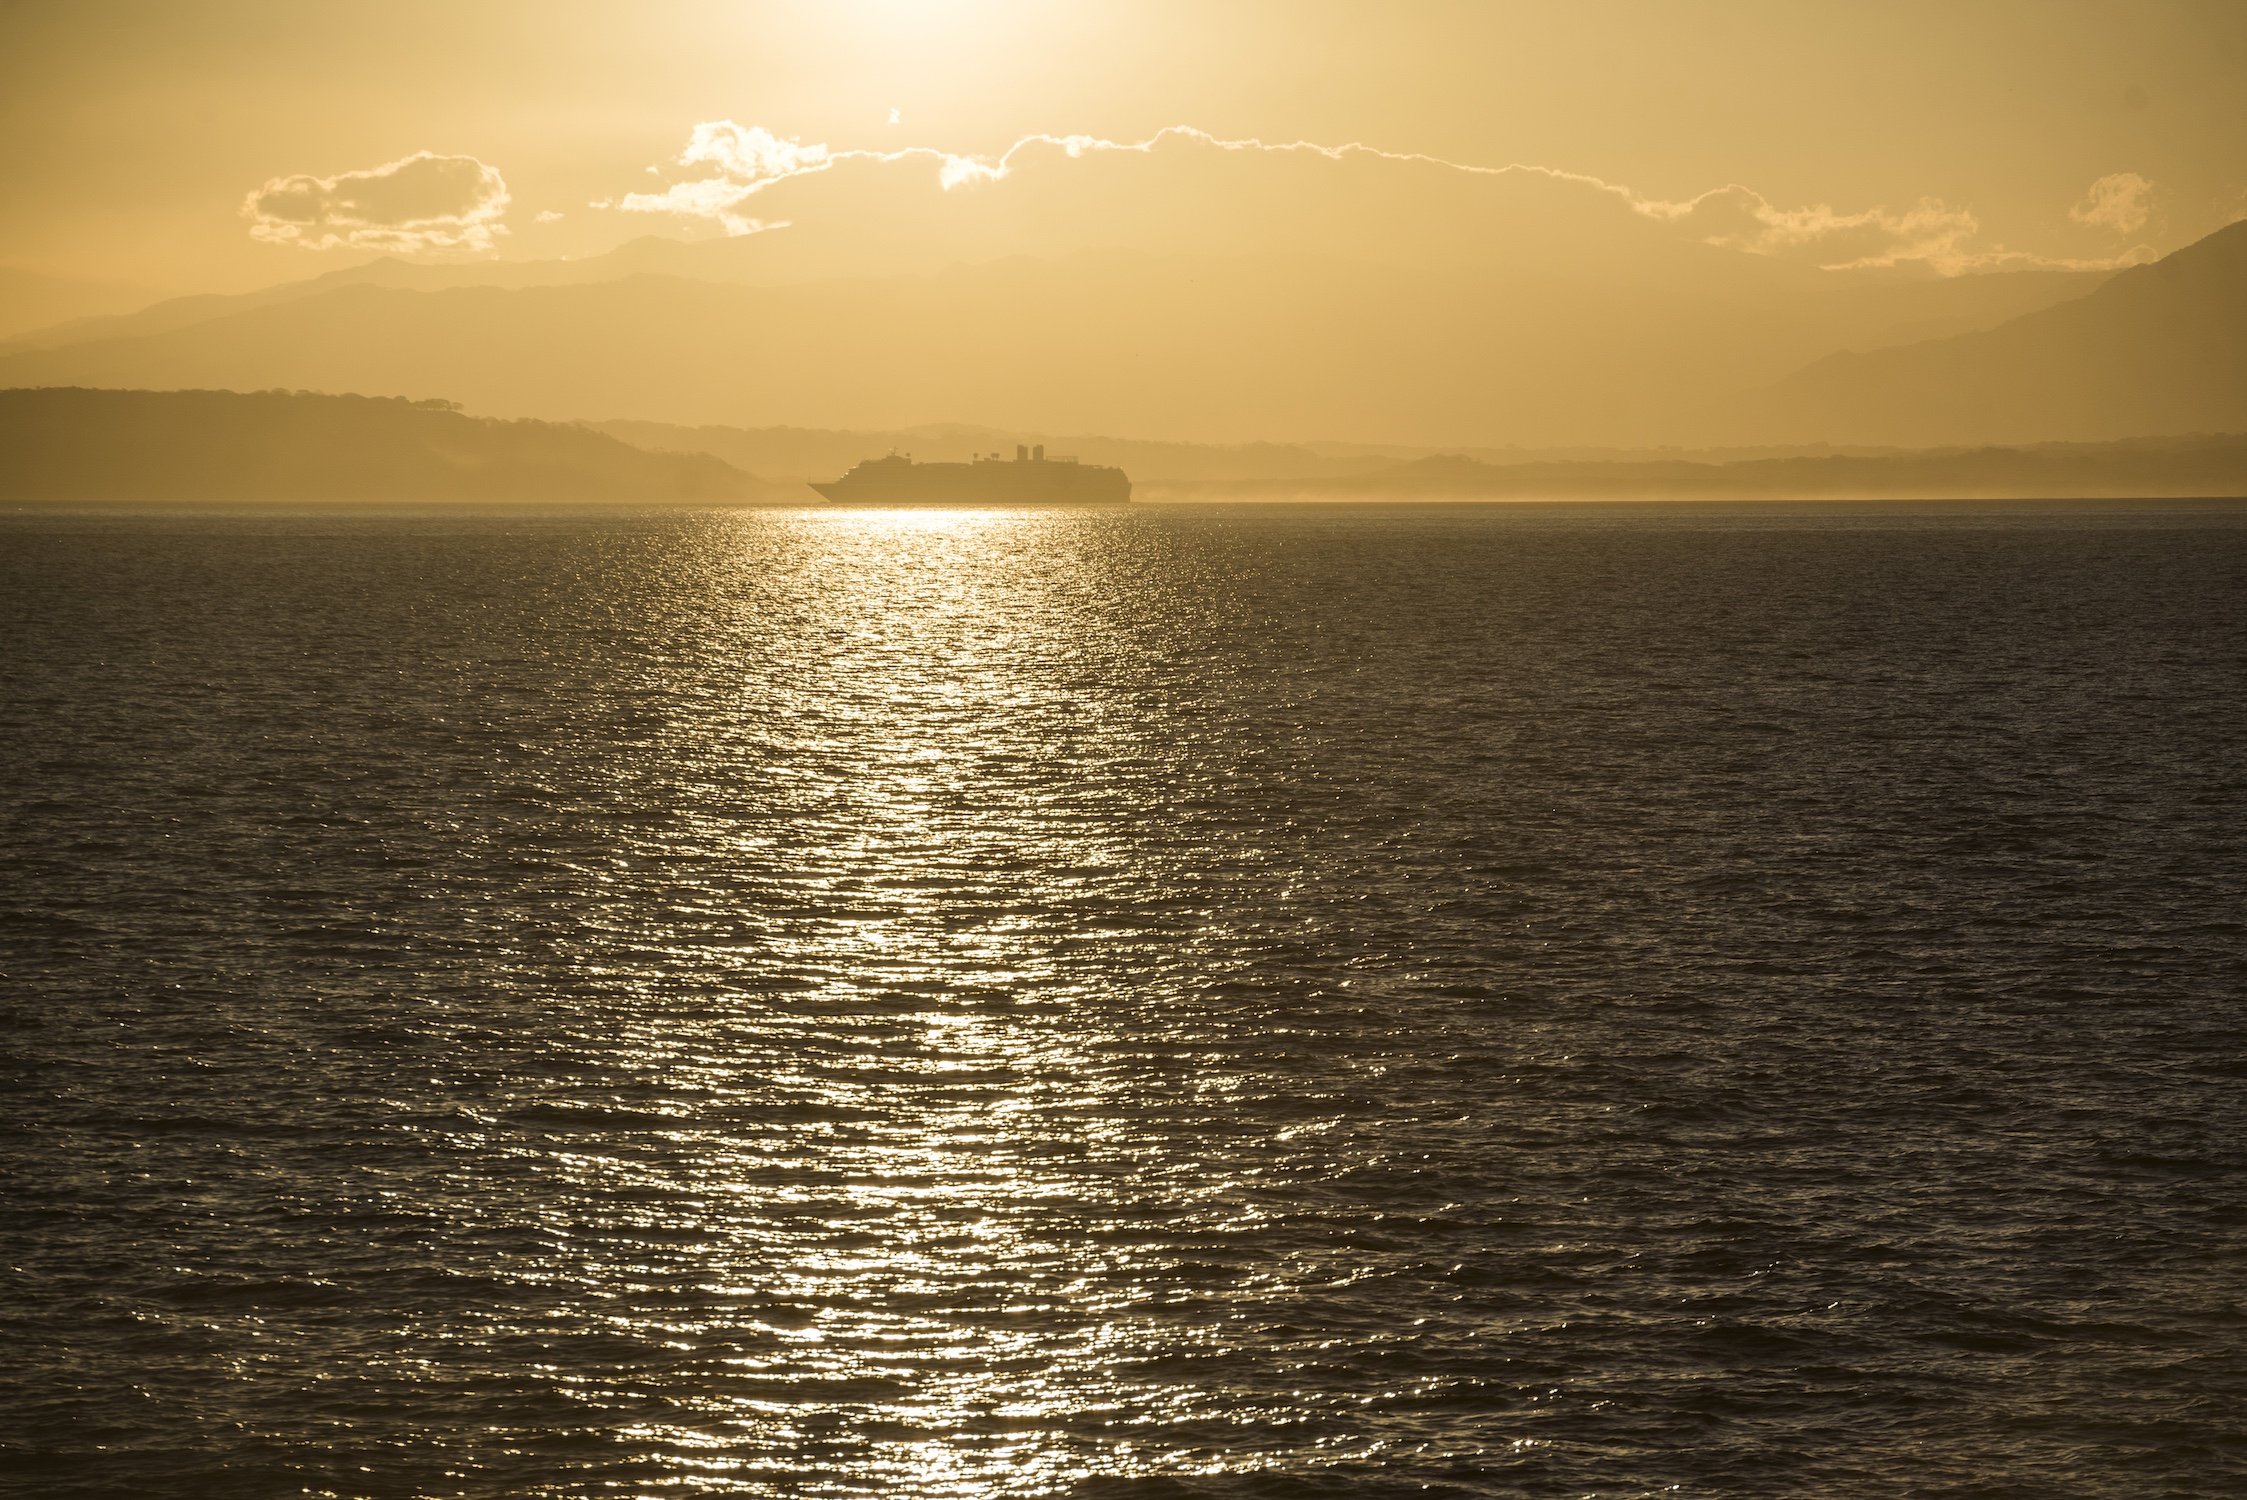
[[3, 0, 2243, 295]]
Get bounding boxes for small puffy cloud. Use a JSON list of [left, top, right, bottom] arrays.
[[605, 122, 831, 235], [2070, 173, 2155, 234], [680, 120, 830, 183], [244, 152, 509, 253], [533, 209, 565, 223], [604, 120, 1018, 236], [937, 154, 1004, 189]]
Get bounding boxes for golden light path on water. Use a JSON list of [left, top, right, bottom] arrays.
[[506, 506, 1359, 1493]]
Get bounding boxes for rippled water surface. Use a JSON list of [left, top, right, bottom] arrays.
[[4, 501, 2245, 1499]]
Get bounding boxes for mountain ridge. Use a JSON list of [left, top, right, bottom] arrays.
[[0, 249, 2124, 449], [1754, 219, 2247, 444]]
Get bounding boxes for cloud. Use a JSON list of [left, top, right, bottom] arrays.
[[2070, 173, 2155, 234], [1633, 180, 2156, 272], [1636, 184, 1992, 270], [599, 120, 2153, 274], [599, 122, 832, 235], [679, 119, 831, 184], [244, 152, 510, 253]]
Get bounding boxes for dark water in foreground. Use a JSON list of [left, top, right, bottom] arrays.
[[3, 501, 2244, 1500]]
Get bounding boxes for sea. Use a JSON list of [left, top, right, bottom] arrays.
[[3, 500, 2243, 1500]]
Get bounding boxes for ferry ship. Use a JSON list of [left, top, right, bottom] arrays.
[[812, 445, 1131, 504]]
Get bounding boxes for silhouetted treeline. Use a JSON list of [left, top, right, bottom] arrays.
[[1143, 435, 2247, 501], [0, 387, 763, 502]]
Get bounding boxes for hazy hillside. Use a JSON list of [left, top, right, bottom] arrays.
[[593, 418, 1395, 484], [598, 416, 1975, 482], [1142, 434, 2247, 501], [6, 244, 2102, 357], [0, 250, 2111, 449], [0, 268, 160, 341], [0, 255, 617, 354], [0, 387, 768, 502], [1755, 220, 2247, 445]]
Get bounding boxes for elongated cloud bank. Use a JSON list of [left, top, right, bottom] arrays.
[[245, 152, 510, 253], [604, 123, 2151, 275]]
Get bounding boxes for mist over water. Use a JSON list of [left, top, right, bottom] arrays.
[[4, 501, 2244, 1499]]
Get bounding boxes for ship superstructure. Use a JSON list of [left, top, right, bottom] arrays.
[[811, 444, 1131, 505]]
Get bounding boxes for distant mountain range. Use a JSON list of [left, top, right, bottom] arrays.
[[0, 388, 768, 503], [1756, 219, 2247, 444], [0, 231, 2103, 359], [0, 245, 2118, 450], [1, 220, 2239, 449]]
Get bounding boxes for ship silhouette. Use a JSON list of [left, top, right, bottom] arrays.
[[812, 444, 1132, 504]]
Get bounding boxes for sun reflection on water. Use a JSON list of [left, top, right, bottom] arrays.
[[538, 505, 1305, 1492]]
